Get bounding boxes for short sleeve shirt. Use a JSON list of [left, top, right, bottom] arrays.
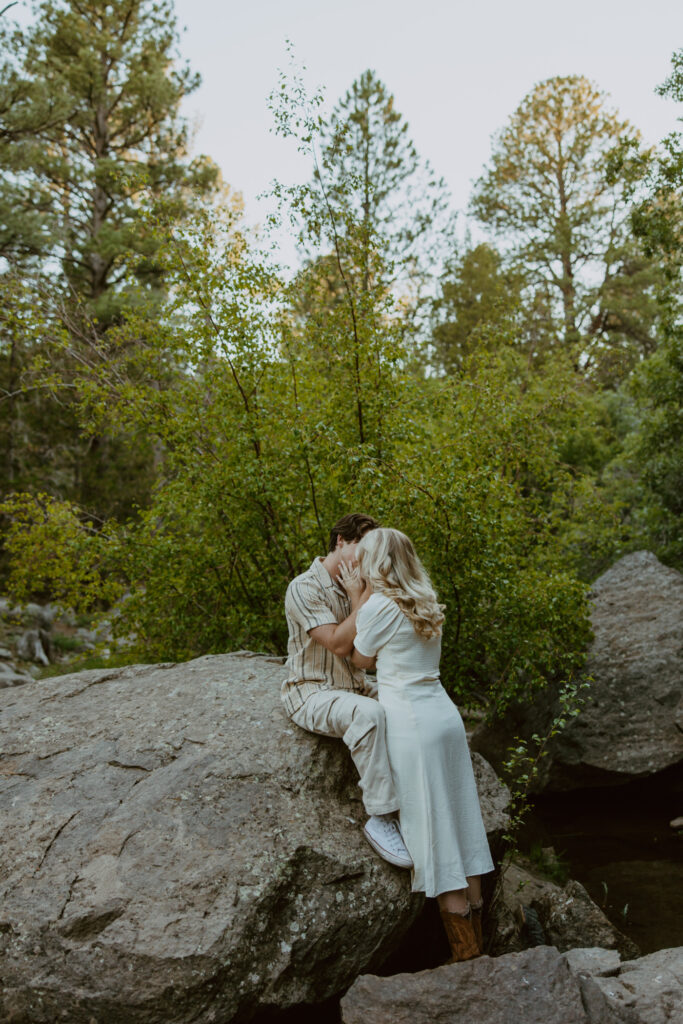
[[355, 593, 405, 657], [355, 592, 442, 688], [281, 557, 367, 716]]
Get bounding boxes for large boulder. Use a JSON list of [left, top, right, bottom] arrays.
[[0, 652, 508, 1023], [340, 945, 623, 1024], [472, 552, 683, 791]]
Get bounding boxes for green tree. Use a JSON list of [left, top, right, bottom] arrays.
[[1, 214, 599, 715], [617, 49, 683, 563], [1, 0, 219, 320], [432, 242, 526, 374], [471, 75, 661, 384], [0, 0, 220, 515], [0, 72, 603, 719], [308, 69, 454, 331]]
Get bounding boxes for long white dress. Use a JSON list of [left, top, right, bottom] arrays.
[[355, 592, 494, 897]]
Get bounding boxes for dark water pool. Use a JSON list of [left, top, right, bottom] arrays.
[[530, 762, 683, 954]]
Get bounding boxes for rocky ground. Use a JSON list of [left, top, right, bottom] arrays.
[[0, 596, 114, 689], [0, 651, 508, 1023]]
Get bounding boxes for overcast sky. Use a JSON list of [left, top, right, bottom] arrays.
[[171, 0, 682, 258], [12, 0, 683, 264]]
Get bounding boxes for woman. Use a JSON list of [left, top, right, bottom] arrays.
[[343, 527, 494, 962]]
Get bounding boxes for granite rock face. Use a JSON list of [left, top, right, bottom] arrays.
[[0, 652, 508, 1023], [472, 552, 683, 791], [340, 946, 622, 1024]]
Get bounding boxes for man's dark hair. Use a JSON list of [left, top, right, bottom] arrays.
[[328, 513, 379, 553]]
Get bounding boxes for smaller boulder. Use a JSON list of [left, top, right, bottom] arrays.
[[535, 880, 639, 961], [472, 551, 683, 791], [491, 860, 639, 961], [15, 628, 51, 666], [0, 668, 33, 689], [340, 946, 622, 1024], [24, 602, 55, 630], [568, 946, 683, 1024]]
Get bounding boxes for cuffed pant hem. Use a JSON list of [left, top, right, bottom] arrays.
[[364, 802, 400, 816]]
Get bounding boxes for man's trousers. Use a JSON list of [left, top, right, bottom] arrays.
[[290, 688, 399, 816]]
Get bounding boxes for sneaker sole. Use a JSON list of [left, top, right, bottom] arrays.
[[363, 825, 413, 869]]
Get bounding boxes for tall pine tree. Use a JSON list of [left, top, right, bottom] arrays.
[[1, 0, 219, 322], [0, 0, 220, 513], [471, 75, 661, 384], [311, 70, 454, 330]]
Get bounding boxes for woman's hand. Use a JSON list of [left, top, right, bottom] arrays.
[[338, 559, 364, 605]]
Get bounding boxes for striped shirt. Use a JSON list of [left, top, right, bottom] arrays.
[[281, 557, 368, 716]]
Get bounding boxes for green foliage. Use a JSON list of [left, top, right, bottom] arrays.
[[487, 676, 590, 916], [629, 335, 683, 518], [0, 194, 599, 714], [431, 243, 526, 373], [0, 268, 159, 517], [629, 50, 683, 545], [598, 49, 683, 566], [0, 491, 125, 608], [50, 633, 84, 653], [499, 677, 590, 850]]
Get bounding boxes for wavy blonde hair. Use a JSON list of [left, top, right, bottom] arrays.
[[357, 528, 445, 639]]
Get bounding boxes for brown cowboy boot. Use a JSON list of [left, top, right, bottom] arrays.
[[440, 907, 481, 963], [470, 898, 484, 955]]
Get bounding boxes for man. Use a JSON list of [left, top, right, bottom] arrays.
[[282, 512, 412, 868]]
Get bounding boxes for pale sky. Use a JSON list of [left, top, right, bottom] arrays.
[[13, 0, 683, 265], [172, 0, 683, 260]]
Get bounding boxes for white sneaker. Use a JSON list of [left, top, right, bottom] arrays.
[[363, 814, 413, 869]]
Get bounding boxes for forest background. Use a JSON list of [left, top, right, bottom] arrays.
[[0, 0, 681, 718]]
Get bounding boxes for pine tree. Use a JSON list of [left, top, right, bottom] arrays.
[[1, 0, 219, 321], [312, 70, 453, 322], [471, 75, 661, 384], [432, 243, 526, 374], [0, 0, 220, 513]]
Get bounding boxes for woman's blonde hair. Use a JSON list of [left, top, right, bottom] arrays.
[[357, 528, 445, 639]]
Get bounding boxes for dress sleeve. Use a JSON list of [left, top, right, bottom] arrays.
[[355, 594, 404, 658], [286, 578, 338, 633]]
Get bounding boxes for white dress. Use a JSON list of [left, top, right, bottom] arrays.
[[355, 593, 494, 897]]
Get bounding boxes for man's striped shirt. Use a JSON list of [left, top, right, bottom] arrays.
[[281, 557, 367, 716]]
